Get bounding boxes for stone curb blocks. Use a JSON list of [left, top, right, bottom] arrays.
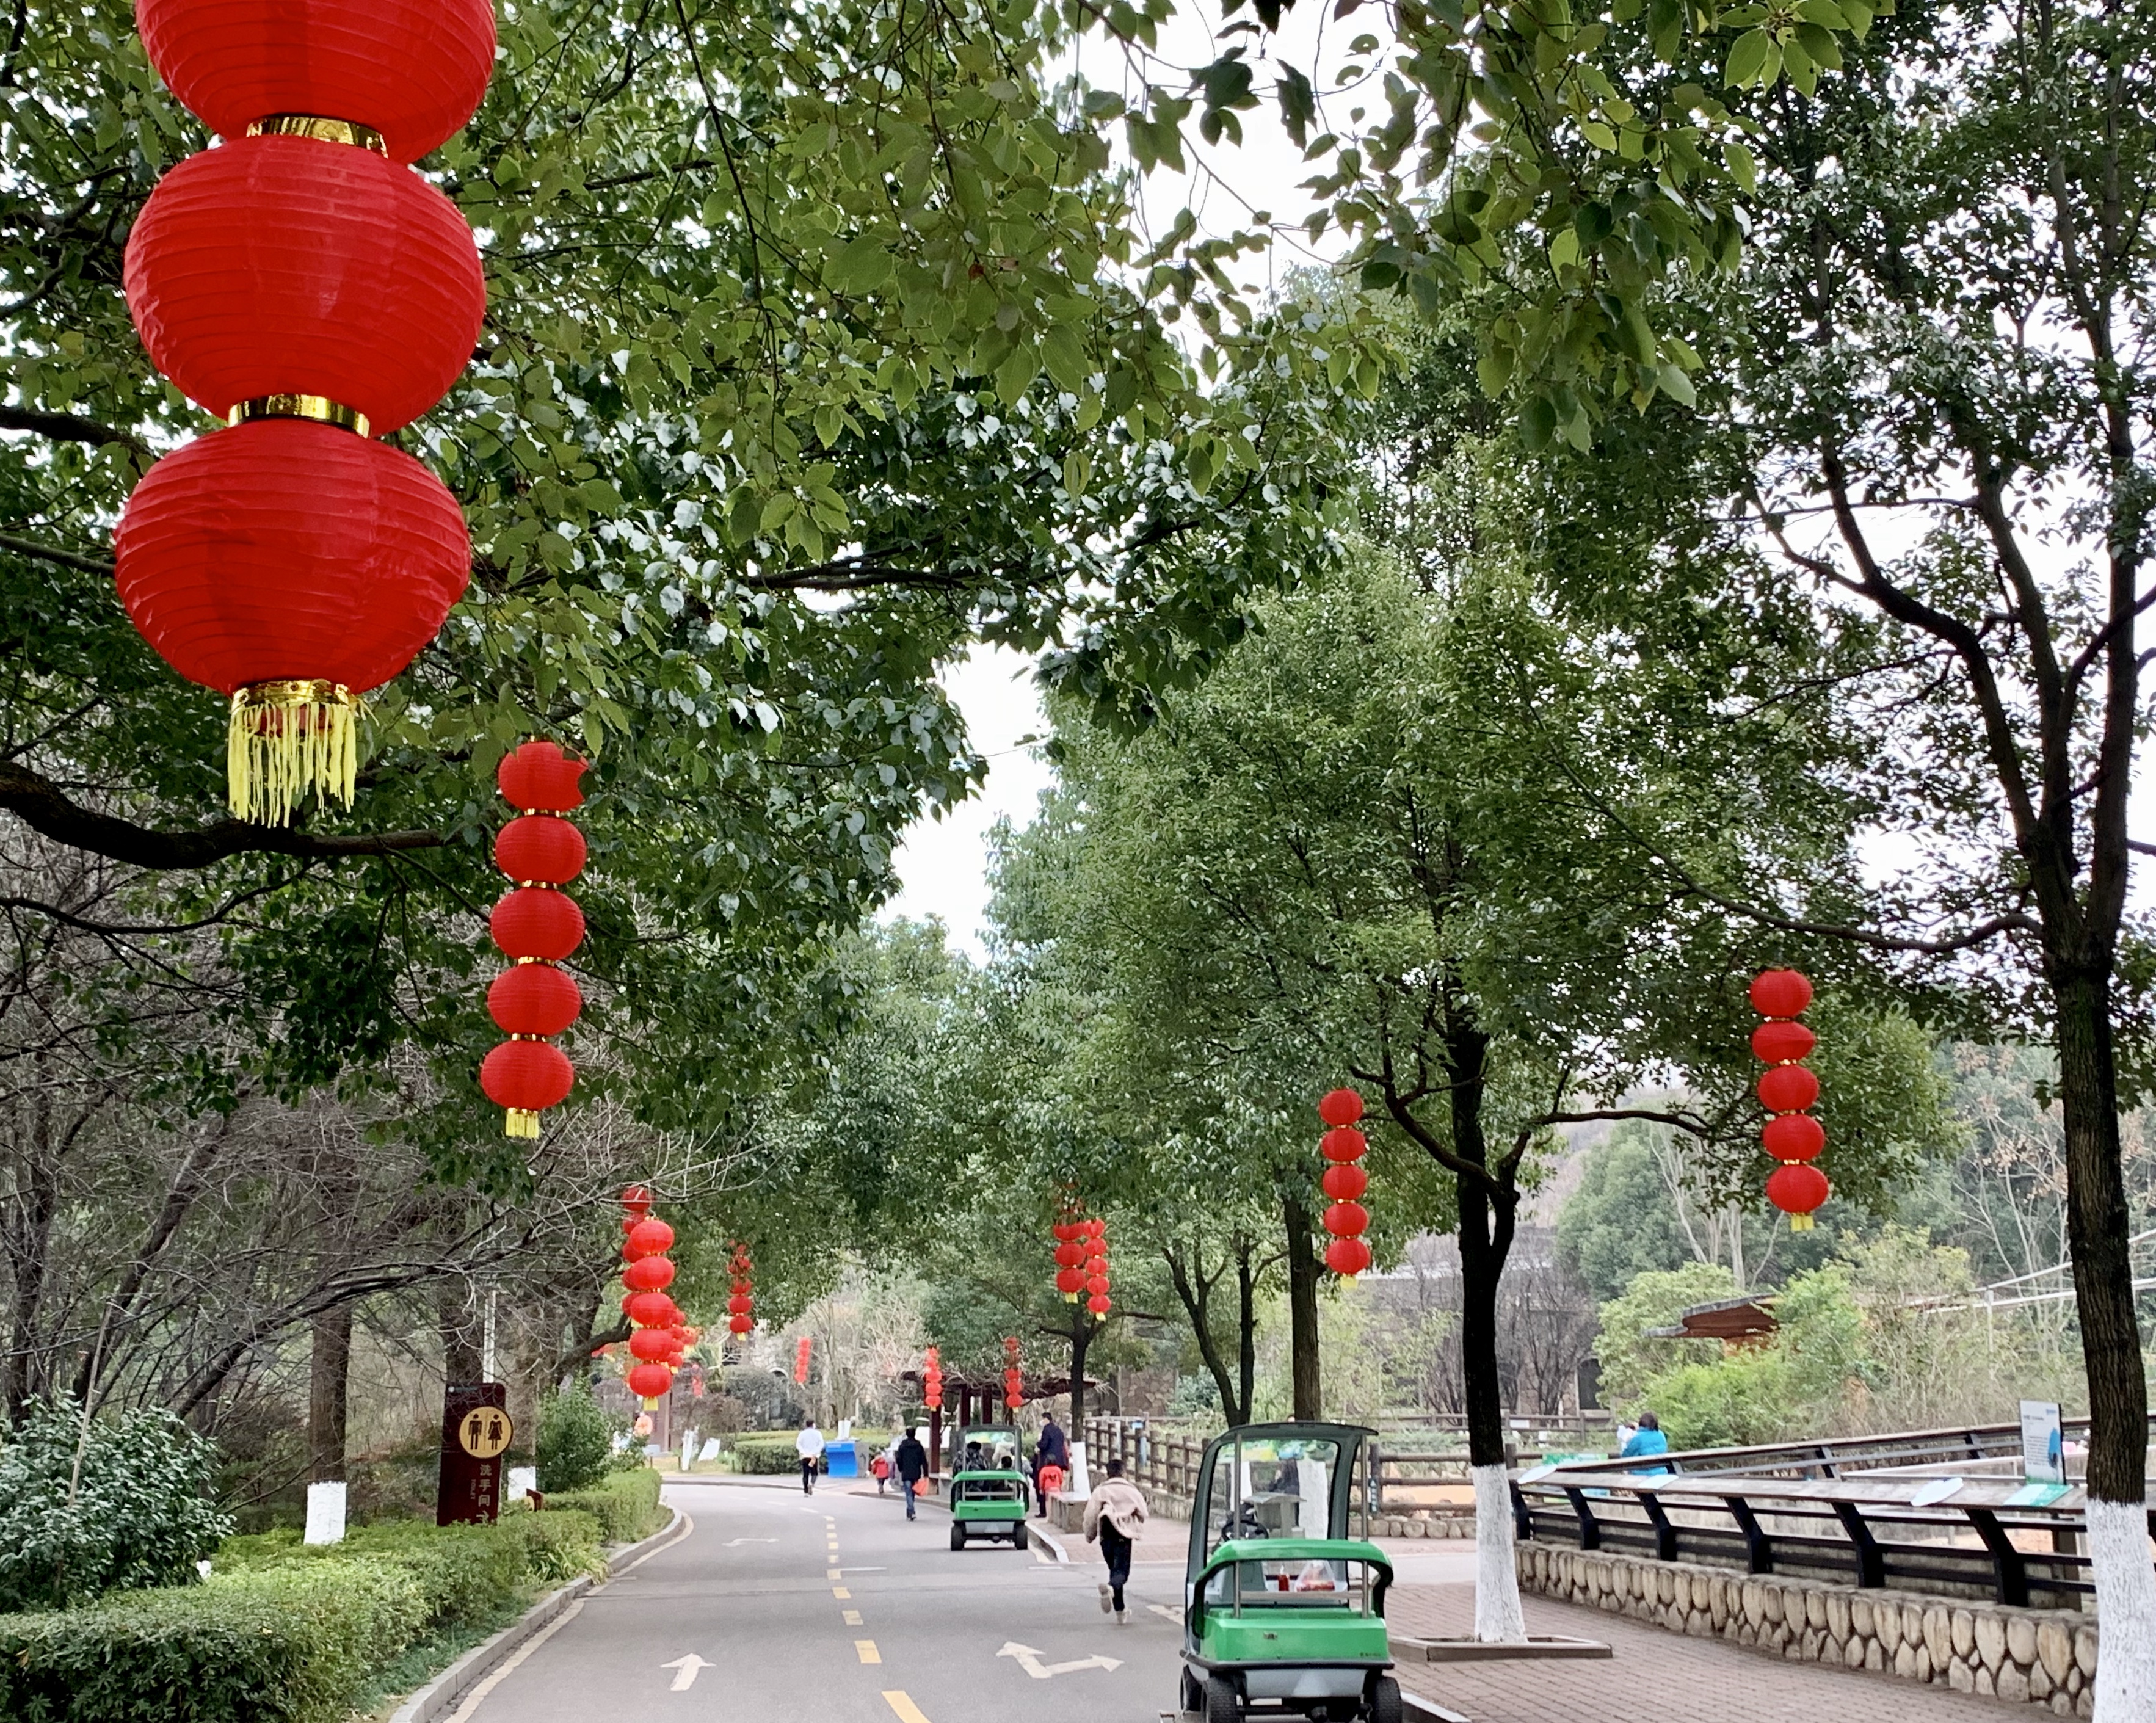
[[1517, 1542, 2099, 1716]]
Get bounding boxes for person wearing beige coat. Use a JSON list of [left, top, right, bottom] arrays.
[[1082, 1459, 1148, 1622]]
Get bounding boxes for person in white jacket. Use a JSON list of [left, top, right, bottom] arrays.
[[795, 1418, 826, 1495], [1081, 1458, 1148, 1622]]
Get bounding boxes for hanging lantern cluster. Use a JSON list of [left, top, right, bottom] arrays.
[[1003, 1335, 1023, 1412], [481, 741, 588, 1138], [726, 1241, 755, 1337], [1751, 969, 1829, 1230], [923, 1347, 943, 1412], [117, 0, 496, 823], [1080, 1218, 1112, 1316], [1318, 1088, 1374, 1278], [1051, 1200, 1089, 1302], [619, 1185, 682, 1407], [794, 1335, 813, 1387]]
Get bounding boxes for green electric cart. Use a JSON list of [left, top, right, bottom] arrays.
[[1179, 1422, 1400, 1723], [947, 1424, 1031, 1551]]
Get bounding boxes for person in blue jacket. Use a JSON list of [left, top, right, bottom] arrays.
[[1621, 1411, 1671, 1474]]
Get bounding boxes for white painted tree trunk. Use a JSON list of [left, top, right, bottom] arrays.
[[2088, 1497, 2156, 1723], [1472, 1462, 1526, 1643]]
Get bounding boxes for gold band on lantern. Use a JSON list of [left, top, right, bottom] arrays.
[[229, 396, 372, 438], [247, 114, 388, 156], [228, 680, 360, 825]]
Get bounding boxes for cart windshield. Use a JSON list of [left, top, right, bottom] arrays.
[[1202, 1434, 1346, 1556], [1200, 1554, 1382, 1614], [956, 1429, 1021, 1473]]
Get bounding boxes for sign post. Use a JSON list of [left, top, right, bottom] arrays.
[[437, 1383, 514, 1526]]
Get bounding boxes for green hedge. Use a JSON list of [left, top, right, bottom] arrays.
[[542, 1467, 664, 1542], [724, 1428, 891, 1475], [0, 1559, 424, 1723], [0, 1509, 611, 1723]]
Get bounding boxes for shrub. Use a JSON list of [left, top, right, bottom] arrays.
[[0, 1557, 424, 1723], [544, 1467, 664, 1542], [535, 1387, 616, 1494], [0, 1398, 233, 1611], [502, 1508, 604, 1584], [727, 1433, 808, 1475]]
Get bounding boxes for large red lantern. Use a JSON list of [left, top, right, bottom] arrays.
[[1753, 968, 1828, 1228], [478, 1040, 573, 1119], [623, 1255, 675, 1293], [1322, 1163, 1368, 1201], [481, 742, 588, 1136], [118, 0, 494, 822], [626, 1362, 672, 1403], [625, 1218, 675, 1258], [628, 1329, 675, 1363], [1321, 1128, 1368, 1164], [625, 1290, 673, 1327], [1325, 1238, 1374, 1277], [1318, 1088, 1365, 1127], [135, 0, 498, 165]]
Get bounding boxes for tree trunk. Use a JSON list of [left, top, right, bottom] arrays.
[[1235, 1236, 1259, 1427], [1285, 1193, 1321, 1420], [438, 1286, 483, 1388], [307, 1304, 353, 1482], [1068, 1314, 1092, 1434], [1445, 1017, 1526, 1644], [2053, 969, 2156, 1722], [1165, 1239, 1243, 1423]]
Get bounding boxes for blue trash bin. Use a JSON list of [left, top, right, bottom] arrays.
[[826, 1440, 858, 1479]]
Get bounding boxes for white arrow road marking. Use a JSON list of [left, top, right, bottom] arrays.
[[722, 1537, 777, 1547], [661, 1655, 713, 1692], [1148, 1603, 1185, 1625], [996, 1642, 1125, 1680]]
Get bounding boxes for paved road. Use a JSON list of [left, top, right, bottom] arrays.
[[459, 1476, 1189, 1723]]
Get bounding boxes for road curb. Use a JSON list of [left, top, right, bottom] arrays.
[[386, 1507, 688, 1723], [1026, 1518, 1071, 1564]]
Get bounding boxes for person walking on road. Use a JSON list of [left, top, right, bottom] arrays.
[[1033, 1415, 1069, 1517], [893, 1426, 929, 1521], [1083, 1457, 1147, 1623], [796, 1418, 826, 1495]]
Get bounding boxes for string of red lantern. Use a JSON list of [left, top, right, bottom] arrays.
[[794, 1336, 813, 1387], [1751, 969, 1829, 1228], [727, 1241, 756, 1337], [923, 1347, 943, 1412], [1051, 1194, 1089, 1302], [619, 1185, 678, 1406], [1318, 1089, 1374, 1279], [481, 741, 587, 1138], [117, 0, 496, 824], [1081, 1217, 1112, 1316], [1003, 1335, 1023, 1412]]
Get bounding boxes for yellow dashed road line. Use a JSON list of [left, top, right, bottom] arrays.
[[833, 1586, 851, 1599], [882, 1694, 931, 1723], [855, 1639, 881, 1664]]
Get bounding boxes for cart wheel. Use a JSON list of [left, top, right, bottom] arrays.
[[1367, 1675, 1402, 1723], [949, 1524, 966, 1551], [1179, 1667, 1205, 1716], [1203, 1673, 1239, 1723], [1013, 1527, 1031, 1549]]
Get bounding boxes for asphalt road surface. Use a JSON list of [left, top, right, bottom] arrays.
[[457, 1475, 1190, 1723]]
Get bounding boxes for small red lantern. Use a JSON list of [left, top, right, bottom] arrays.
[[1322, 1163, 1368, 1202], [1321, 1128, 1368, 1164], [496, 816, 588, 885], [487, 965, 582, 1037], [622, 1255, 675, 1292], [625, 1218, 675, 1258], [1326, 1237, 1374, 1277], [628, 1329, 674, 1363], [728, 1313, 753, 1336], [479, 1040, 573, 1119], [1323, 1201, 1370, 1238], [1318, 1088, 1365, 1127], [1750, 1020, 1817, 1065], [621, 1185, 653, 1218], [1053, 1239, 1087, 1269], [1748, 969, 1815, 1018], [1766, 1161, 1830, 1221], [490, 888, 586, 961], [1087, 1293, 1112, 1315], [1056, 1268, 1087, 1297], [626, 1362, 672, 1402], [1763, 1113, 1826, 1163], [1756, 1064, 1820, 1113], [625, 1290, 672, 1327]]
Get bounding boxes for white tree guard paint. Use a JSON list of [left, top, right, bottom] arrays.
[[1472, 1461, 1527, 1643], [2088, 1496, 2156, 1723]]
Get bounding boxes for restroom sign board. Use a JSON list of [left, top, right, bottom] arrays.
[[438, 1382, 511, 1525]]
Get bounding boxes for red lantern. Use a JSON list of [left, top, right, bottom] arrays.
[[727, 1293, 752, 1316], [1326, 1237, 1374, 1277], [794, 1337, 812, 1385], [499, 740, 589, 811], [1749, 969, 1815, 1018], [1084, 1272, 1109, 1297], [1052, 1221, 1082, 1242], [125, 138, 484, 433], [1087, 1293, 1112, 1315], [729, 1313, 753, 1335], [135, 0, 498, 165], [625, 1290, 672, 1327], [490, 888, 586, 961], [625, 1217, 675, 1258], [1756, 1064, 1820, 1113], [1322, 1163, 1368, 1202], [628, 1329, 673, 1363], [1318, 1088, 1365, 1127], [487, 964, 582, 1037], [1055, 1268, 1087, 1297], [1321, 1128, 1368, 1164], [1750, 1021, 1817, 1065], [626, 1362, 672, 1401], [621, 1184, 653, 1217], [1766, 1161, 1830, 1219], [479, 1039, 573, 1119], [1053, 1239, 1087, 1269], [1763, 1114, 1827, 1163], [622, 1255, 675, 1292], [1084, 1218, 1105, 1239], [496, 816, 588, 885], [1324, 1201, 1370, 1238]]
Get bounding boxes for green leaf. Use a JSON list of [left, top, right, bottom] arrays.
[[1723, 29, 1772, 88], [1520, 393, 1558, 450], [827, 233, 894, 296], [1040, 325, 1089, 393], [1723, 141, 1759, 195]]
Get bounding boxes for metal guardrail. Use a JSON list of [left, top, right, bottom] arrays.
[[1512, 1415, 2156, 1610]]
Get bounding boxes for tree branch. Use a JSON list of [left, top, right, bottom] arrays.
[[0, 404, 151, 463], [0, 532, 114, 576]]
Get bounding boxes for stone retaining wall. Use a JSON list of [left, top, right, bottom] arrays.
[[1517, 1543, 2100, 1714]]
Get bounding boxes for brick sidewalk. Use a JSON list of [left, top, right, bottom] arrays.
[[1390, 1585, 2022, 1723]]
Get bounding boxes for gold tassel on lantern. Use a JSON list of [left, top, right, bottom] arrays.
[[504, 1108, 540, 1139], [1791, 1213, 1816, 1232], [228, 680, 359, 824]]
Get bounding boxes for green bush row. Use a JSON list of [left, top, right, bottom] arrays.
[[542, 1466, 666, 1542], [0, 1507, 613, 1723], [724, 1429, 891, 1475]]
